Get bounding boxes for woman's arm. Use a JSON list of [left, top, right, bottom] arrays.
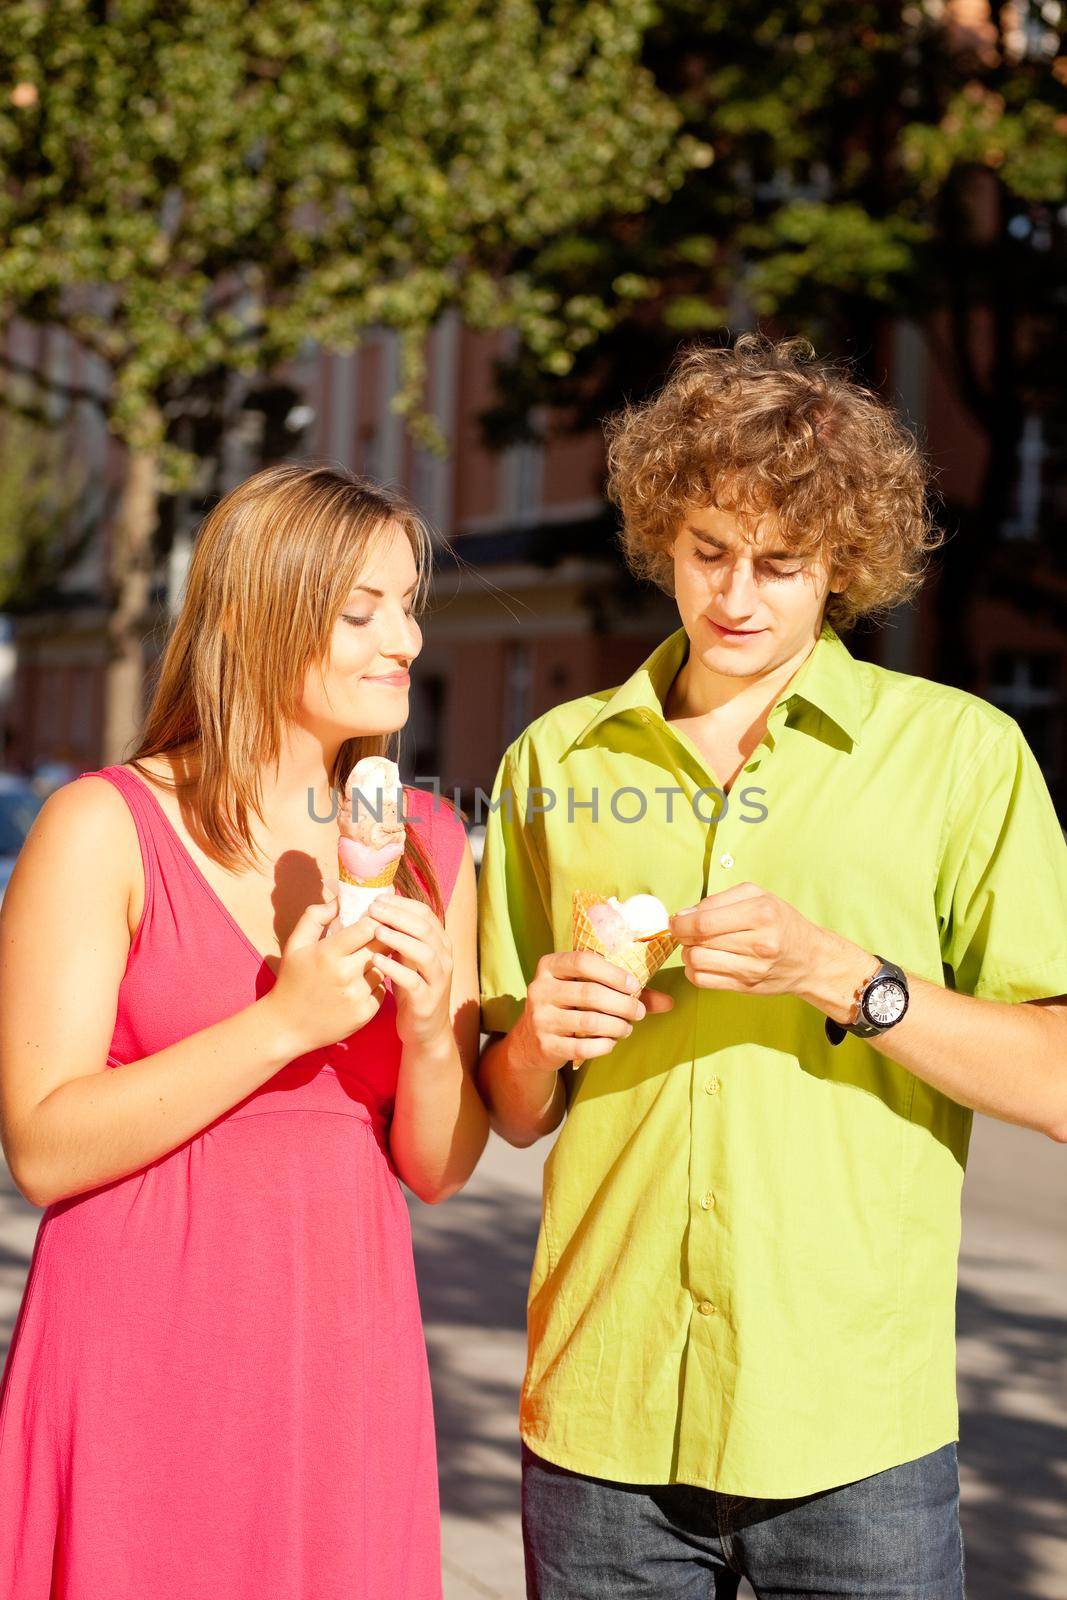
[[0, 779, 311, 1208], [384, 836, 489, 1203]]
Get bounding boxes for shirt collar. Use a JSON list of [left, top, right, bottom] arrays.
[[569, 618, 865, 751]]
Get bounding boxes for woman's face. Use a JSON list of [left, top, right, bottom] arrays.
[[301, 522, 424, 738]]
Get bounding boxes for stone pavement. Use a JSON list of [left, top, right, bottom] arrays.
[[0, 1108, 1063, 1598]]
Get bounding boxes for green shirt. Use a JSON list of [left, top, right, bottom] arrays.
[[477, 619, 1067, 1497]]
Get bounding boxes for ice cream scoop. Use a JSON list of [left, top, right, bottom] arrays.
[[572, 888, 678, 994], [586, 893, 672, 947]]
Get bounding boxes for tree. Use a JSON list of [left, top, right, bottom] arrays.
[[0, 414, 97, 612], [483, 1, 1067, 684], [0, 0, 705, 761]]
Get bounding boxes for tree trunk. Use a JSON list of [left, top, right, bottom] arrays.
[[933, 173, 1020, 694], [100, 433, 160, 766]]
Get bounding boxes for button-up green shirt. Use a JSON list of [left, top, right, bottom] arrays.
[[478, 619, 1067, 1497]]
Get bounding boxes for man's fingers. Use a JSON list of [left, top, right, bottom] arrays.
[[550, 978, 645, 1021], [682, 947, 758, 988], [552, 1007, 634, 1041], [553, 949, 643, 994], [671, 903, 764, 945], [639, 987, 675, 1013], [551, 1034, 620, 1068], [679, 929, 754, 959]]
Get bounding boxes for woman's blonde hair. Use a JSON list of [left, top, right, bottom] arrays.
[[605, 333, 944, 631], [129, 462, 446, 918]]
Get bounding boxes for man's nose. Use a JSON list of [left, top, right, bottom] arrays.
[[718, 560, 759, 614]]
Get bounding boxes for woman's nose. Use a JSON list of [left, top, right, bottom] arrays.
[[388, 610, 421, 661]]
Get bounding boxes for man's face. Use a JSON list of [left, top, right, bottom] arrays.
[[669, 501, 847, 682]]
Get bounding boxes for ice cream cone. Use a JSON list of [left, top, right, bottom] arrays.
[[336, 849, 401, 927], [334, 756, 407, 928], [571, 889, 678, 990]]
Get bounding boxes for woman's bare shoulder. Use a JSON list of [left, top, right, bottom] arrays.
[[16, 772, 143, 938]]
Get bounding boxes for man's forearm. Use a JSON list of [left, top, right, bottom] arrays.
[[799, 928, 1067, 1140], [476, 1023, 567, 1149]]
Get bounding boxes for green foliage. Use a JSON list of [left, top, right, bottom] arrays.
[[0, 0, 705, 467], [483, 0, 1067, 436], [0, 414, 94, 611], [741, 203, 928, 315], [903, 86, 1067, 203]]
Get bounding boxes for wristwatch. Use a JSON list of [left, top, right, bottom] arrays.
[[824, 955, 909, 1045]]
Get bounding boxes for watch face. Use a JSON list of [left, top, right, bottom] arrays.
[[865, 978, 907, 1026]]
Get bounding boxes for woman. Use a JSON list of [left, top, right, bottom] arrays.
[[0, 463, 488, 1598]]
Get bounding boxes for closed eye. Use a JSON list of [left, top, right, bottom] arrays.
[[343, 609, 417, 627], [693, 550, 803, 579]]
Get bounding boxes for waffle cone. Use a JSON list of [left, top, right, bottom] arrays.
[[337, 850, 402, 890], [571, 889, 677, 989]]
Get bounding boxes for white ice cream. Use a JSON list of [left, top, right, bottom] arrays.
[[610, 893, 671, 940]]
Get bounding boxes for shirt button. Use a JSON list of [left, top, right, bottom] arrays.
[[697, 1300, 717, 1317], [703, 1076, 720, 1095], [719, 852, 734, 869], [700, 1191, 715, 1211]]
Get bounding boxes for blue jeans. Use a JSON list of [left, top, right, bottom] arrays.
[[521, 1440, 965, 1599]]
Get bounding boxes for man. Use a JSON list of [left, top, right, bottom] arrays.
[[476, 334, 1067, 1599]]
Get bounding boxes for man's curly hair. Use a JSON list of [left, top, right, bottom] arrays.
[[604, 333, 944, 632]]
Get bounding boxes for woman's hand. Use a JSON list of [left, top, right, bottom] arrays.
[[266, 894, 388, 1058], [365, 892, 454, 1049]]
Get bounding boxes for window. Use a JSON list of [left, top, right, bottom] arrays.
[[503, 641, 534, 746], [410, 672, 446, 781], [986, 650, 1063, 781]]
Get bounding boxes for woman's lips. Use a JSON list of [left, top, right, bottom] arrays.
[[365, 672, 410, 686]]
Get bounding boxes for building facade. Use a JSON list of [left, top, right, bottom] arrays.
[[4, 308, 1065, 817]]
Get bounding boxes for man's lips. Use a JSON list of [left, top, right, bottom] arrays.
[[706, 619, 765, 638]]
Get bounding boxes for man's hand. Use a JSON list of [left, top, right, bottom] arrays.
[[514, 949, 675, 1074], [670, 881, 873, 1014]]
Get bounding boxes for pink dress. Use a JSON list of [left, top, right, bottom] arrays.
[[0, 765, 466, 1600]]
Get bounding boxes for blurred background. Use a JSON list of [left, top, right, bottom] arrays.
[[0, 1, 1064, 1595]]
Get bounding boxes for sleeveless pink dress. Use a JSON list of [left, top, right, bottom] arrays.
[[0, 765, 466, 1600]]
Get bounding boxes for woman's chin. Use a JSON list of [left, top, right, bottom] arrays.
[[343, 714, 410, 739]]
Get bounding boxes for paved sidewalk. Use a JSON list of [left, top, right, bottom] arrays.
[[0, 1112, 1063, 1597]]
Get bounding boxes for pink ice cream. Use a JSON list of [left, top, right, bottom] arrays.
[[586, 900, 633, 950], [338, 834, 404, 879], [337, 759, 406, 880]]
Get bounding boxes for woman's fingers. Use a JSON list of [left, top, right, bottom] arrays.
[[367, 894, 437, 933], [367, 950, 419, 991], [367, 919, 435, 967]]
